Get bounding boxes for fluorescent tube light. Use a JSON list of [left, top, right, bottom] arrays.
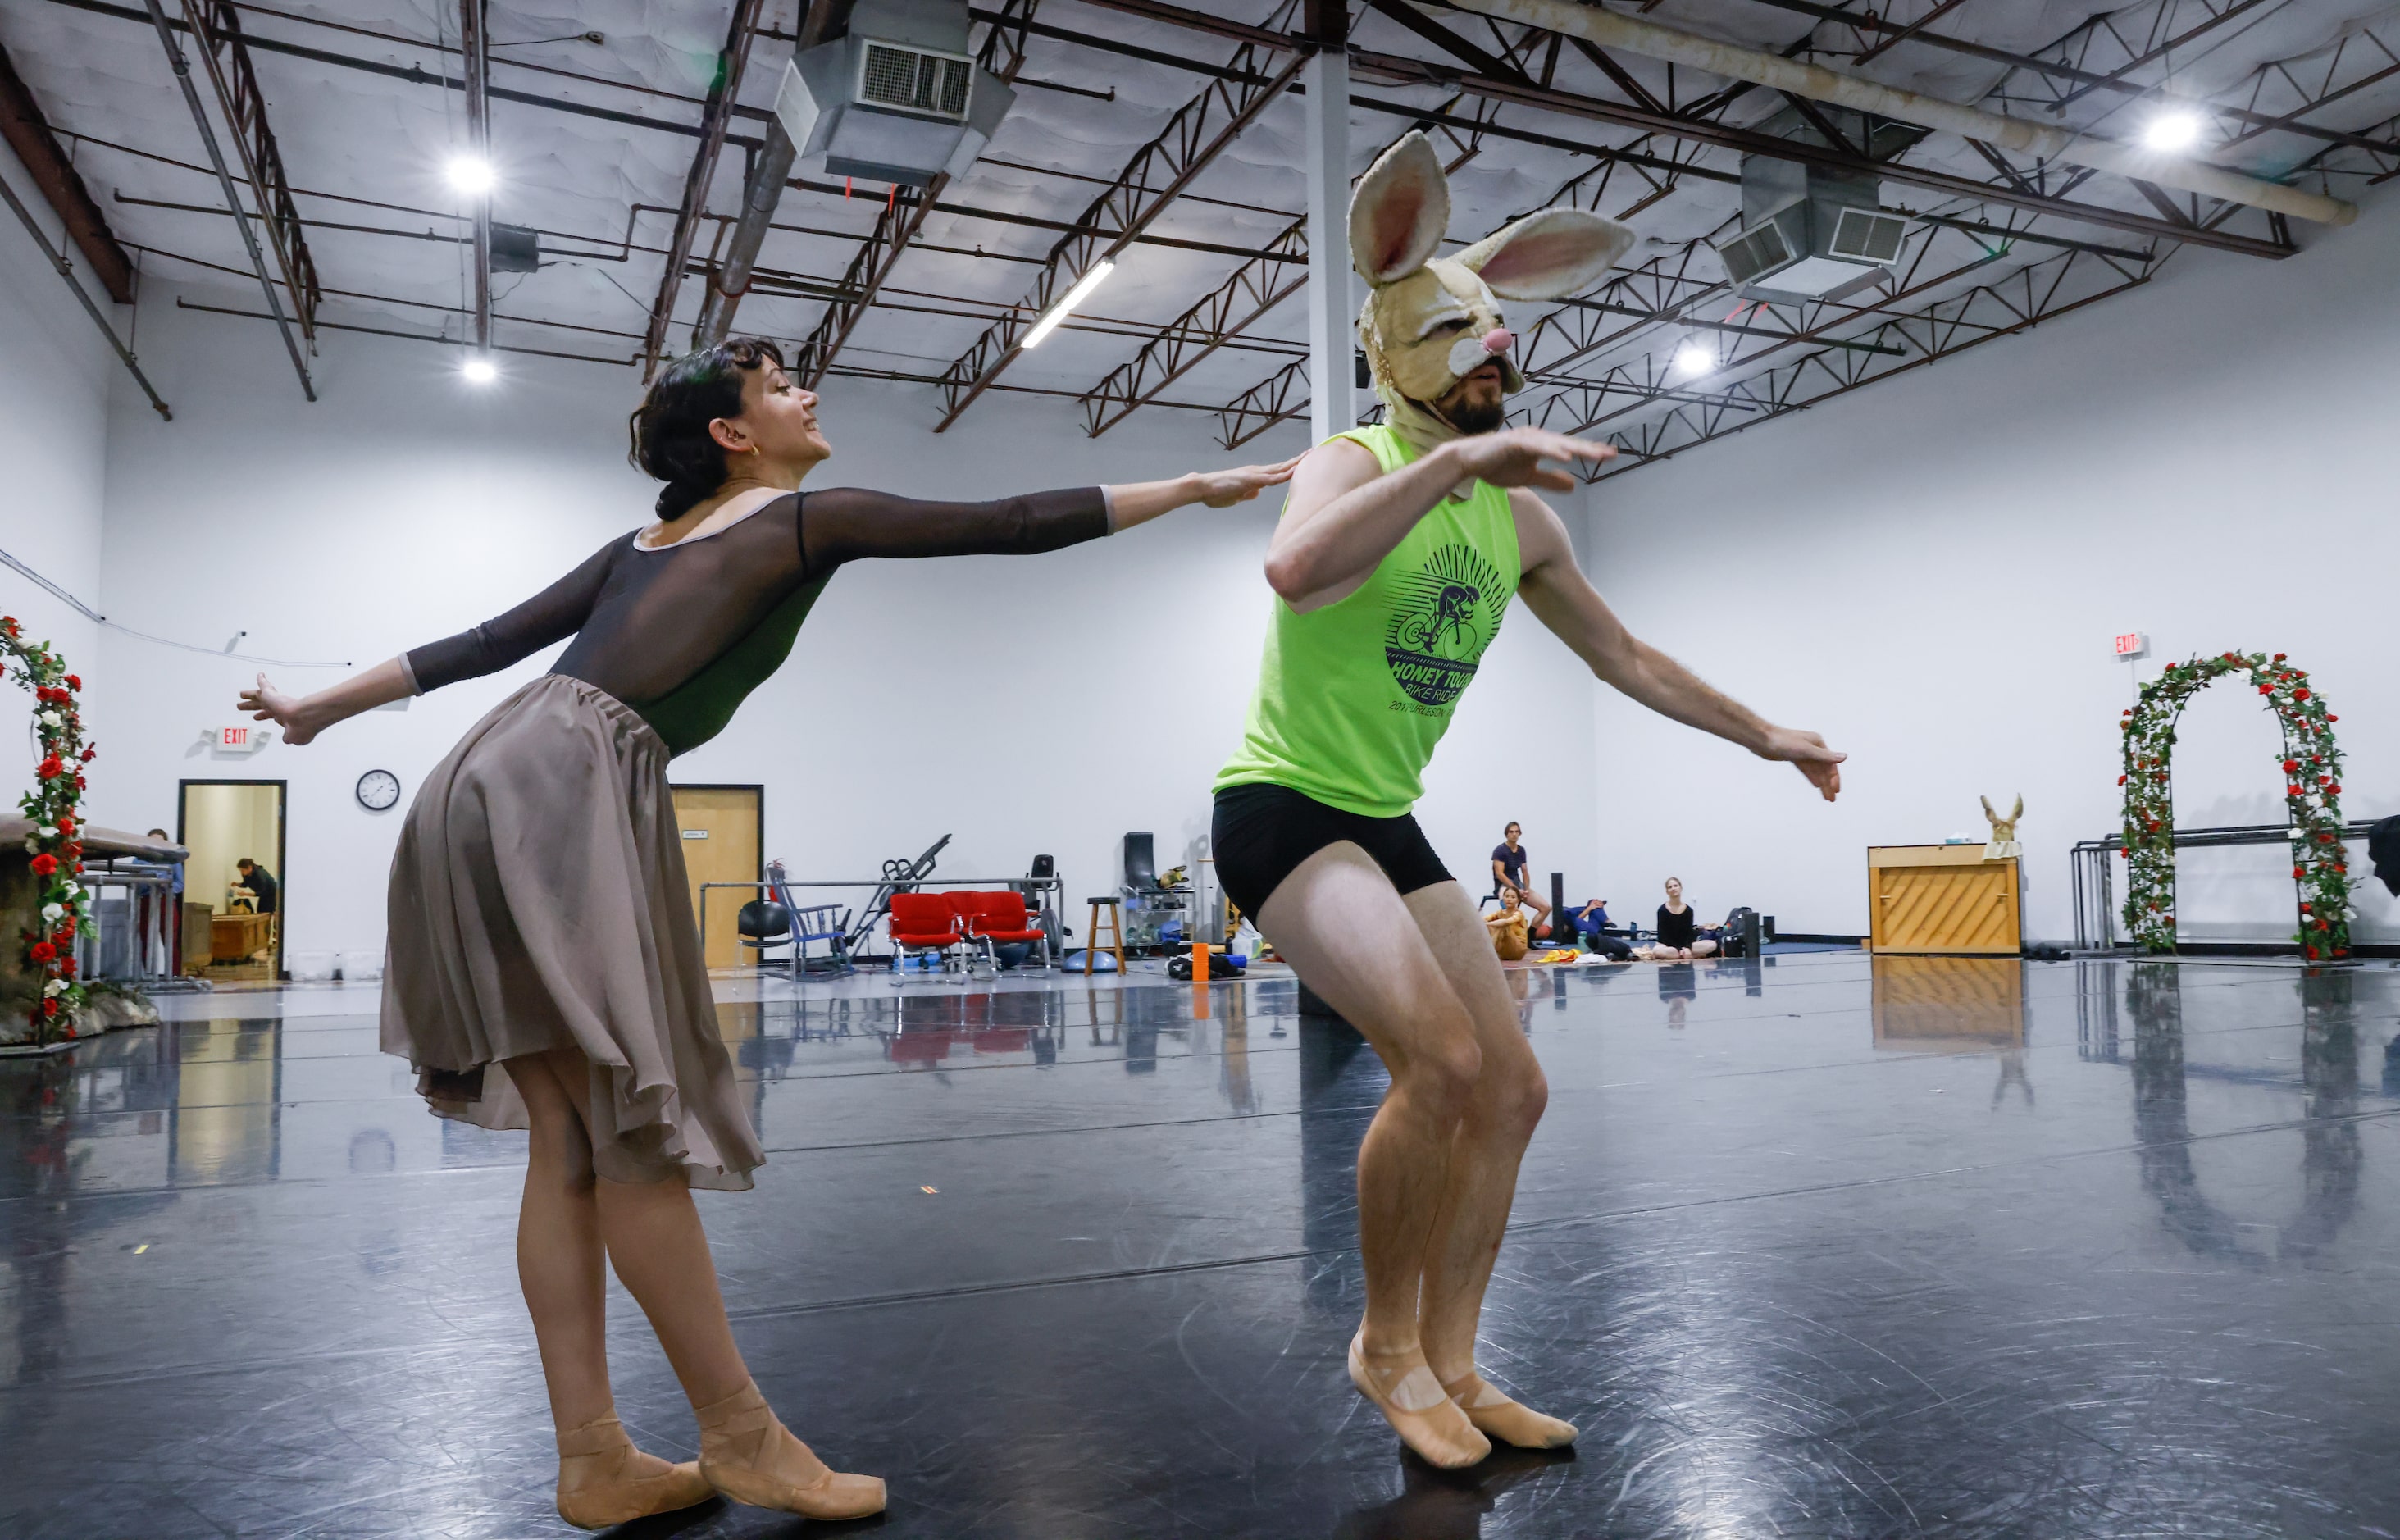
[[1022, 259, 1117, 349]]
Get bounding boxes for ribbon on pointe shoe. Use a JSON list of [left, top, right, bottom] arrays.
[[1348, 1334, 1491, 1469], [694, 1381, 886, 1519], [553, 1415, 714, 1530], [1441, 1372, 1578, 1449]]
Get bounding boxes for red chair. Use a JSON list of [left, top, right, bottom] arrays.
[[887, 892, 966, 983], [964, 889, 1052, 973]]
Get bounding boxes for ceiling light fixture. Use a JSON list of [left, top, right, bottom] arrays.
[[446, 155, 496, 195], [1021, 259, 1116, 349], [461, 356, 498, 385], [1672, 340, 1716, 379], [2142, 112, 2203, 153]]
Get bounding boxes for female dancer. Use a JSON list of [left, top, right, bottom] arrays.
[[239, 338, 1296, 1528]]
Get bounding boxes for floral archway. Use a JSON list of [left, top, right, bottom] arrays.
[[2120, 650, 2348, 959], [4, 615, 94, 1044]]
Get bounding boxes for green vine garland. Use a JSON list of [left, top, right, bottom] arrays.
[[2120, 649, 2348, 959], [4, 615, 95, 1043]]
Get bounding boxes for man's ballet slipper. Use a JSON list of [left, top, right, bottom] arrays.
[[694, 1381, 886, 1519], [1441, 1372, 1578, 1449], [553, 1415, 714, 1529], [1348, 1334, 1491, 1469]]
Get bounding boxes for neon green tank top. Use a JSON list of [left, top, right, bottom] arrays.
[[1214, 424, 1520, 818]]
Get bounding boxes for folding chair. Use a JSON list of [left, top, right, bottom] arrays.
[[964, 890, 1053, 974], [888, 892, 967, 984]]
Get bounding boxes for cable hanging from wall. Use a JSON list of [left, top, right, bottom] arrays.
[[0, 545, 350, 668]]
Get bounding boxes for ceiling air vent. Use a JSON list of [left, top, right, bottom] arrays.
[[1829, 205, 1908, 266], [1715, 216, 1794, 289], [1708, 104, 1923, 304], [858, 43, 972, 121], [776, 0, 1017, 188]]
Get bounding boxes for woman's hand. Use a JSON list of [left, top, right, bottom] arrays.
[[239, 672, 317, 746], [1442, 427, 1616, 491], [1191, 455, 1303, 508]]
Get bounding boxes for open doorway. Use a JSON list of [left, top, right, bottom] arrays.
[[671, 784, 762, 970], [179, 779, 287, 982]]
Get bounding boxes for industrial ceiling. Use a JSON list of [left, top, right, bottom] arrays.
[[3, 0, 2395, 475]]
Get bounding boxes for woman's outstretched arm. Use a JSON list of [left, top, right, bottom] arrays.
[[237, 535, 622, 745], [239, 658, 412, 746], [799, 458, 1300, 571]]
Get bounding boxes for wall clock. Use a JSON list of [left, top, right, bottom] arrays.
[[356, 769, 402, 812]]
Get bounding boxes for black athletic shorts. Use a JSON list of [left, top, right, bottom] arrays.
[[1211, 781, 1453, 923]]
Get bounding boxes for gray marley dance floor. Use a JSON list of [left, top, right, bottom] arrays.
[[5, 952, 2400, 1538]]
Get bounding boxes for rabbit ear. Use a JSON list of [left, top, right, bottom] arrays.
[[1455, 207, 1637, 299], [1981, 795, 1997, 818], [1349, 131, 1450, 286], [2011, 795, 2024, 821]]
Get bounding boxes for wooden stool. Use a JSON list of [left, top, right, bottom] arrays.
[[1083, 896, 1126, 976]]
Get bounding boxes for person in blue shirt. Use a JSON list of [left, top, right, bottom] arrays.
[[1488, 822, 1551, 937]]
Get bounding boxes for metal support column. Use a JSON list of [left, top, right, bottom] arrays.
[[459, 0, 491, 354], [1302, 0, 1350, 444]]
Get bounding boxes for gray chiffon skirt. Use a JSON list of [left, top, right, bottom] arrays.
[[380, 674, 763, 1191]]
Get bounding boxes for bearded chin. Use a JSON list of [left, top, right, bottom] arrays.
[[1431, 393, 1505, 435]]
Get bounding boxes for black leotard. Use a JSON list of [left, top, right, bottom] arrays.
[[1655, 904, 1698, 950], [403, 486, 1108, 753]]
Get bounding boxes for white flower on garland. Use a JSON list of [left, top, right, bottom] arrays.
[[36, 825, 55, 839], [43, 978, 66, 996], [38, 709, 59, 727], [40, 903, 62, 922]]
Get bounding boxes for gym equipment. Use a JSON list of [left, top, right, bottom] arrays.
[[737, 899, 795, 978], [845, 832, 951, 955]]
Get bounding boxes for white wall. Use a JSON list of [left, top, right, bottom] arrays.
[[1585, 189, 2400, 943], [0, 139, 112, 788], [87, 289, 1601, 962]]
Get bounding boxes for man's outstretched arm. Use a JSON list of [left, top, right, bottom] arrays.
[[1507, 489, 1845, 802]]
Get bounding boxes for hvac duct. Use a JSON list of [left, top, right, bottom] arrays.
[[775, 0, 1016, 188], [1712, 107, 1920, 304]]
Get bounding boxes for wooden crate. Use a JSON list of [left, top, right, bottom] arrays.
[[1867, 845, 2021, 955]]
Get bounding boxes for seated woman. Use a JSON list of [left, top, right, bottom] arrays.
[[1636, 877, 1716, 961], [1484, 888, 1532, 962]]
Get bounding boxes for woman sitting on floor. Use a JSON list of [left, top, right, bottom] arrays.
[[1636, 876, 1716, 961], [1485, 887, 1532, 962]]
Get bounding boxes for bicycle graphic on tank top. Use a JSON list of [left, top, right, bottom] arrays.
[[1383, 543, 1505, 709]]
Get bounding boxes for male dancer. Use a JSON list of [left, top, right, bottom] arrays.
[[1209, 133, 1843, 1469]]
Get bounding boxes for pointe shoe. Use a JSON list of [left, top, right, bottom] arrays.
[[554, 1415, 715, 1529], [1441, 1371, 1578, 1449], [1347, 1333, 1491, 1469], [694, 1381, 886, 1519]]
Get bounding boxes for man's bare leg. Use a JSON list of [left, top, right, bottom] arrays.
[[1403, 884, 1577, 1447], [1259, 843, 1491, 1468]]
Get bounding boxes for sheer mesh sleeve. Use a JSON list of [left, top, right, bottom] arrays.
[[405, 536, 624, 694], [798, 485, 1111, 574]]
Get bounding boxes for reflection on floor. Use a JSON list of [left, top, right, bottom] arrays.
[[6, 953, 2400, 1538]]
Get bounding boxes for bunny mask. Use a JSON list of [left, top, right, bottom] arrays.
[[1351, 131, 1637, 458]]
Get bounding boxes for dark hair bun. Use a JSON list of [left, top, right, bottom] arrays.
[[627, 338, 786, 519]]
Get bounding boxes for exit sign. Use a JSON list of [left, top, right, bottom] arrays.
[[2113, 631, 2149, 660], [219, 726, 251, 749]]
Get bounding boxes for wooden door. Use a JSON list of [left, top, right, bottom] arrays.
[[670, 785, 763, 970]]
